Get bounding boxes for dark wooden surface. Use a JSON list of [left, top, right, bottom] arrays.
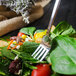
[[5, 0, 76, 36], [30, 0, 76, 29]]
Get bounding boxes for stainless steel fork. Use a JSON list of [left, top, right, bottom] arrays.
[[32, 0, 61, 61]]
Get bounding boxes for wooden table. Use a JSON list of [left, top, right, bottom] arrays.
[[6, 0, 76, 36], [30, 0, 76, 29]]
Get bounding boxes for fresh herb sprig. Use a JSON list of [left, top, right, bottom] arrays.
[[0, 0, 35, 24]]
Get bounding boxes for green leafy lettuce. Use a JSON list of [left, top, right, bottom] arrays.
[[22, 41, 39, 53], [20, 27, 36, 39], [35, 29, 44, 33], [0, 47, 16, 60], [48, 36, 76, 75], [50, 21, 76, 39]]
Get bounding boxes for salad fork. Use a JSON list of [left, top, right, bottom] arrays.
[[32, 0, 61, 61]]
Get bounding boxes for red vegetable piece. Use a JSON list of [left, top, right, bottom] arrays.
[[31, 64, 51, 76], [17, 32, 25, 36]]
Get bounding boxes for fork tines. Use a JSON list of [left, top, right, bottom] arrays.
[[32, 44, 50, 61]]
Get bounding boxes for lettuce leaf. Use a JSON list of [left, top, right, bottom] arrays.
[[50, 21, 76, 39], [1, 46, 15, 60], [48, 36, 76, 74], [20, 27, 36, 39]]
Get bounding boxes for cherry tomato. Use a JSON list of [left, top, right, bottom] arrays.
[[31, 64, 51, 76], [17, 32, 25, 36]]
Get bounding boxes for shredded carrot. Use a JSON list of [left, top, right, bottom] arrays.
[[21, 40, 25, 42], [7, 40, 23, 50], [9, 40, 14, 44], [19, 42, 23, 45], [28, 40, 33, 42], [34, 33, 37, 39], [7, 40, 13, 49]]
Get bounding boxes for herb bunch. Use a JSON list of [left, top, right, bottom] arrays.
[[0, 0, 35, 24]]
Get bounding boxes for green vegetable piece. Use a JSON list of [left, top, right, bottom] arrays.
[[20, 27, 36, 39], [0, 53, 2, 57], [12, 50, 44, 64], [24, 62, 37, 70], [0, 71, 6, 76], [51, 73, 60, 76], [1, 46, 15, 60], [56, 36, 76, 64], [22, 63, 31, 76], [49, 36, 76, 74], [35, 29, 44, 33], [23, 70, 31, 76], [51, 21, 76, 39], [0, 58, 12, 76], [22, 42, 39, 54]]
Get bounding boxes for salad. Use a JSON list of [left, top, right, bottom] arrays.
[[0, 21, 76, 76]]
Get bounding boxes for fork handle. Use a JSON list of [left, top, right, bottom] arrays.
[[47, 0, 61, 35]]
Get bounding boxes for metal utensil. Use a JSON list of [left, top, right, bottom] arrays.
[[32, 0, 61, 61]]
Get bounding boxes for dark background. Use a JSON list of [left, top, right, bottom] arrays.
[[6, 0, 76, 36]]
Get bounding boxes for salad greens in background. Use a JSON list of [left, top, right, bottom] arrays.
[[0, 21, 76, 76]]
